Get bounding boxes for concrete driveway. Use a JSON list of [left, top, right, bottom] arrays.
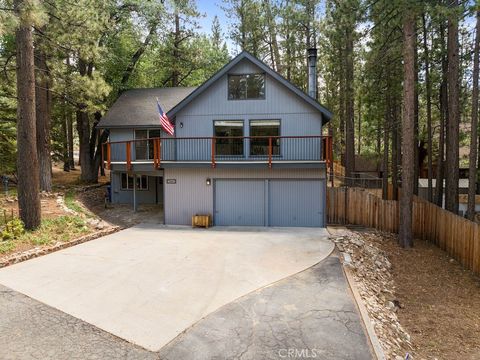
[[0, 225, 333, 352]]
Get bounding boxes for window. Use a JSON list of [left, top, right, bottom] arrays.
[[250, 120, 280, 156], [135, 129, 161, 160], [228, 74, 265, 100], [121, 173, 148, 190], [214, 120, 244, 156], [148, 129, 161, 159]]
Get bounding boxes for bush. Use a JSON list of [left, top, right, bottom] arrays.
[[1, 218, 25, 241]]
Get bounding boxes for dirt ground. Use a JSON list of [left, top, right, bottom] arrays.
[[78, 186, 163, 228], [357, 229, 480, 360], [1, 194, 66, 221]]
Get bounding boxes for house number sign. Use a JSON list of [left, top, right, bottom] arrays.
[[166, 179, 177, 184]]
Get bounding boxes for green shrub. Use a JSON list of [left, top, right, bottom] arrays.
[[1, 218, 25, 241]]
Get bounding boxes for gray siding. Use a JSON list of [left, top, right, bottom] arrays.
[[111, 172, 161, 205], [164, 168, 326, 226]]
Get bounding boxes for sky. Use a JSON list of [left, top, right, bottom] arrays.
[[195, 0, 237, 54]]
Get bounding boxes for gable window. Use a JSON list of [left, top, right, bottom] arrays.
[[228, 74, 265, 100], [214, 120, 244, 156], [135, 129, 161, 160], [121, 173, 148, 190], [250, 120, 280, 156]]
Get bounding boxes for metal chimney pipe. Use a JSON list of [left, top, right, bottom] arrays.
[[307, 48, 318, 99]]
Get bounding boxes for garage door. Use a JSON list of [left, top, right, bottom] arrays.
[[269, 180, 324, 227], [214, 180, 265, 226], [214, 179, 324, 227]]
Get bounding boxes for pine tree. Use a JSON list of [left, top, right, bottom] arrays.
[[14, 0, 43, 229], [399, 4, 417, 248]]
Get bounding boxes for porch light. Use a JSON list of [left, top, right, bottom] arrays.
[[180, 122, 184, 128], [206, 178, 211, 186]]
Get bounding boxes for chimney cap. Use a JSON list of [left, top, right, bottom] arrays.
[[307, 48, 317, 57]]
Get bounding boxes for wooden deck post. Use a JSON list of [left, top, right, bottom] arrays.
[[126, 141, 132, 171], [106, 143, 111, 170], [211, 137, 216, 168], [153, 138, 160, 169]]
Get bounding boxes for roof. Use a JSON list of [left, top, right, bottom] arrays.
[[167, 51, 332, 122], [98, 87, 197, 129]]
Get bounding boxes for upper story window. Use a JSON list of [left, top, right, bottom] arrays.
[[214, 120, 244, 156], [228, 74, 265, 100], [135, 129, 161, 160], [250, 120, 280, 156]]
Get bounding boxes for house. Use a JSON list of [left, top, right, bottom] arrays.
[[98, 50, 333, 227]]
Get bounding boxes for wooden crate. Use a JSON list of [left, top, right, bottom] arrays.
[[192, 214, 212, 228]]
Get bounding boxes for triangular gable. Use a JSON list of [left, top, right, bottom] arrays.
[[166, 51, 332, 122]]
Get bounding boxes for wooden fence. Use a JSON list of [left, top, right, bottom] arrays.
[[327, 187, 480, 276]]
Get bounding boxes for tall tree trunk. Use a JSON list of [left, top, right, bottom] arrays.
[[382, 92, 390, 200], [399, 9, 416, 248], [34, 48, 52, 192], [345, 31, 355, 185], [76, 109, 95, 182], [65, 56, 75, 170], [67, 108, 75, 169], [61, 102, 69, 172], [172, 11, 180, 87], [467, 10, 480, 220], [14, 0, 41, 229], [357, 95, 361, 154], [413, 28, 419, 196], [339, 55, 346, 167], [445, 0, 460, 214], [436, 22, 448, 207], [263, 0, 281, 72], [392, 98, 399, 201], [423, 14, 433, 202], [76, 59, 94, 182]]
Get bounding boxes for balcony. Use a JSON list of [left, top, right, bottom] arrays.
[[103, 136, 333, 170]]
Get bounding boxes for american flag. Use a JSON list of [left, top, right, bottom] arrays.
[[156, 97, 174, 136]]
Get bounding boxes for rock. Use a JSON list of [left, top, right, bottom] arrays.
[[342, 252, 352, 265], [350, 237, 365, 247], [96, 222, 106, 230]]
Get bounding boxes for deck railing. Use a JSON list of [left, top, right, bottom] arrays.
[[103, 135, 333, 170]]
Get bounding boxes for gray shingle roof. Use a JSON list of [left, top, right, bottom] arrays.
[[98, 87, 197, 129]]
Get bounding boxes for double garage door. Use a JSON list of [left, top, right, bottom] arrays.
[[214, 179, 325, 227]]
